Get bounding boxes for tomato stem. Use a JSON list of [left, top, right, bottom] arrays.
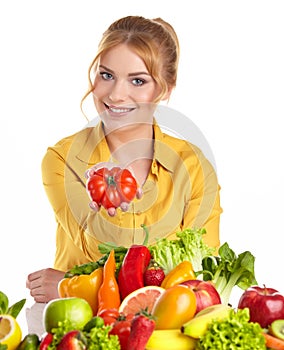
[[107, 175, 116, 186]]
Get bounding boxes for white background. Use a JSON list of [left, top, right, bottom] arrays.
[[1, 0, 283, 335]]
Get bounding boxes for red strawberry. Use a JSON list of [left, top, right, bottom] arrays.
[[144, 260, 165, 286], [126, 312, 155, 350], [57, 330, 87, 350]]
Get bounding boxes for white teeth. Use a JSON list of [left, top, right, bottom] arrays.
[[109, 107, 132, 113]]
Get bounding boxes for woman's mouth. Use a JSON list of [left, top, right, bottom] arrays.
[[104, 103, 135, 116]]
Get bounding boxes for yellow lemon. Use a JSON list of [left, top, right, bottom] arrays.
[[0, 314, 22, 350]]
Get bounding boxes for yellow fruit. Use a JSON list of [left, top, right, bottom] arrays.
[[181, 304, 232, 339], [146, 329, 197, 350], [0, 314, 22, 350], [118, 286, 165, 315]]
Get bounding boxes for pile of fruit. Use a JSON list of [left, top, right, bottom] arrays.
[[1, 227, 284, 349]]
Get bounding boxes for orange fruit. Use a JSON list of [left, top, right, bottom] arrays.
[[152, 285, 197, 329], [118, 286, 165, 315]]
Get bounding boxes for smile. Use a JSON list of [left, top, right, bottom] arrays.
[[104, 103, 135, 114]]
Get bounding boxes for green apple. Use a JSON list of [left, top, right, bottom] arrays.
[[43, 297, 93, 332]]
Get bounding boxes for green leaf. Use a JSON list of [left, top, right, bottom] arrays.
[[98, 242, 119, 254], [0, 291, 9, 314], [7, 298, 26, 318]]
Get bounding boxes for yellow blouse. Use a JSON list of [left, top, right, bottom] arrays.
[[42, 122, 222, 271]]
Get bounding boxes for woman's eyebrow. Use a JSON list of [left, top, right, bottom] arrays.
[[128, 71, 151, 77], [99, 64, 150, 77], [99, 64, 114, 73]]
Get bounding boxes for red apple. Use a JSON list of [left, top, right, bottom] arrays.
[[181, 279, 222, 314], [238, 285, 284, 328]]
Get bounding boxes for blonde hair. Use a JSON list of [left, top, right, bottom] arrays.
[[81, 15, 180, 114]]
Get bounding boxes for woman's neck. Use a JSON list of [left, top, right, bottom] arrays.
[[106, 123, 154, 166]]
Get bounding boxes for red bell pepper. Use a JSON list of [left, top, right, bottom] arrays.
[[39, 333, 53, 350], [118, 224, 151, 300]]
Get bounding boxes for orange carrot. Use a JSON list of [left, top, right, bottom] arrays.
[[263, 332, 284, 350], [97, 249, 121, 314]]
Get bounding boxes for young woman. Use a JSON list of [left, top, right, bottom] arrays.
[[26, 15, 222, 302]]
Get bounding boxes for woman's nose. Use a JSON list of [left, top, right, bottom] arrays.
[[108, 80, 128, 102]]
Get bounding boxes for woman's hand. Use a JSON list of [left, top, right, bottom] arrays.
[[88, 187, 143, 216], [26, 268, 65, 303]]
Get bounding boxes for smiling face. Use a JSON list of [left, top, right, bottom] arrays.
[[92, 44, 165, 133]]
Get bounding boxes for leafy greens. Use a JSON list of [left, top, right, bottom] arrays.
[[197, 308, 266, 349], [0, 290, 26, 319], [48, 319, 120, 350], [149, 227, 216, 274], [201, 242, 257, 305]]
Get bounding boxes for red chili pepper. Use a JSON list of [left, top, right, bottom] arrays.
[[39, 332, 53, 350], [118, 225, 151, 300], [126, 313, 156, 350]]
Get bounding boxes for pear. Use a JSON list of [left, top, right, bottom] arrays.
[[269, 319, 284, 340], [181, 304, 232, 339]]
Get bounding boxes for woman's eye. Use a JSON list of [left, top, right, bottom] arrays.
[[100, 72, 113, 80], [132, 78, 145, 86]]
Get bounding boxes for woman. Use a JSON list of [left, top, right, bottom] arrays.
[[26, 15, 222, 302]]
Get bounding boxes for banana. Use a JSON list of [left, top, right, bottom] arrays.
[[181, 303, 233, 339], [146, 329, 197, 350]]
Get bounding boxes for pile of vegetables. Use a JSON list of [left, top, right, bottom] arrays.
[[4, 226, 269, 349], [62, 226, 257, 308]]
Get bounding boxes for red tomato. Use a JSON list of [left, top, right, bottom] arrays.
[[86, 168, 106, 204], [116, 168, 138, 202], [99, 309, 135, 350], [86, 167, 137, 210], [98, 308, 120, 326], [152, 285, 197, 329]]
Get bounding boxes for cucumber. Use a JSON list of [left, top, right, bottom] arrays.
[[17, 333, 40, 349], [83, 316, 104, 332]]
